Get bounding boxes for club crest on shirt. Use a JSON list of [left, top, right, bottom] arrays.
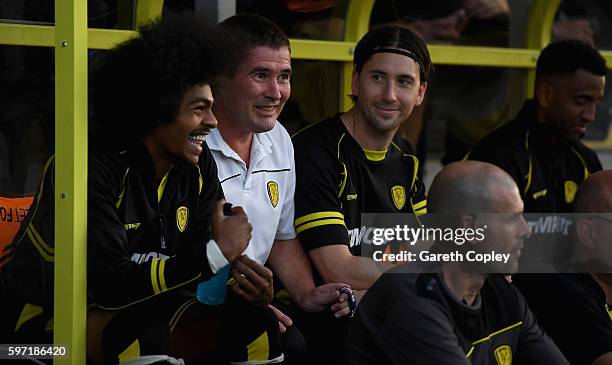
[[176, 206, 189, 232], [564, 180, 578, 204], [267, 181, 279, 208], [391, 185, 405, 210], [494, 345, 512, 365]]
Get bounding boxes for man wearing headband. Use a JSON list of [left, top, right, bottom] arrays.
[[291, 25, 429, 363]]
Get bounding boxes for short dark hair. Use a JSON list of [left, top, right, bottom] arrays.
[[536, 40, 607, 81], [216, 14, 290, 79], [353, 25, 432, 83], [90, 14, 222, 149]]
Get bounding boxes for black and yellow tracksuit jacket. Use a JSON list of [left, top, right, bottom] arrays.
[[293, 114, 427, 256], [468, 100, 602, 213], [2, 142, 221, 312]]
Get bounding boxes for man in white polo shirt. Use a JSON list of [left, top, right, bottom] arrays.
[[208, 14, 351, 335]]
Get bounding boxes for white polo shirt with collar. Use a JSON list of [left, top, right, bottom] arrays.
[[206, 122, 297, 265]]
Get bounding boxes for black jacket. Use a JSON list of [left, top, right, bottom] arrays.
[[344, 271, 569, 365], [3, 143, 221, 310], [513, 274, 612, 365], [469, 100, 602, 213]]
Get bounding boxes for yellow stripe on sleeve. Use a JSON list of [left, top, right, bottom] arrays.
[[295, 218, 346, 234], [150, 258, 161, 294], [158, 258, 168, 291], [295, 211, 344, 227], [415, 208, 427, 216], [412, 199, 427, 211]]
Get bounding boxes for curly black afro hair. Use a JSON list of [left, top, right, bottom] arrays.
[[90, 13, 226, 150]]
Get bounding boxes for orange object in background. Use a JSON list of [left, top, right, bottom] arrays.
[[0, 196, 34, 267], [284, 0, 335, 13]]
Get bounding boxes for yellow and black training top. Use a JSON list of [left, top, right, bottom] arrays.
[[513, 273, 612, 365], [3, 143, 222, 310], [468, 99, 602, 214], [345, 270, 569, 364], [292, 114, 427, 256]]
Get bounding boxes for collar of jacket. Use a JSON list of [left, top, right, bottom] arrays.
[[517, 99, 580, 155], [121, 142, 190, 178]]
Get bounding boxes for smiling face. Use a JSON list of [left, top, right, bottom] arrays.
[[214, 46, 291, 134], [538, 69, 605, 140], [351, 52, 427, 135], [145, 84, 216, 173]]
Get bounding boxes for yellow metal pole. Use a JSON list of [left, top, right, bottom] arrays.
[[135, 0, 165, 26], [525, 0, 560, 97], [54, 0, 88, 363], [341, 0, 375, 111], [343, 0, 376, 42]]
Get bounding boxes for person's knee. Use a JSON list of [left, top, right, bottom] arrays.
[[222, 299, 283, 364]]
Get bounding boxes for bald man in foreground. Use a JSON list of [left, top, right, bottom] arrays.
[[343, 161, 568, 365], [513, 170, 612, 365]]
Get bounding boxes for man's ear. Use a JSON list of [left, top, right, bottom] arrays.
[[576, 218, 596, 249], [535, 80, 553, 107], [415, 82, 428, 106]]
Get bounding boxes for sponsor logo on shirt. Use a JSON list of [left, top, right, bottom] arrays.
[[176, 206, 189, 232], [391, 185, 406, 210], [267, 181, 279, 208], [124, 222, 141, 231], [131, 251, 169, 264], [349, 226, 377, 248], [527, 215, 572, 235]]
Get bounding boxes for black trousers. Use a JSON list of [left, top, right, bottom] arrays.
[[2, 290, 282, 365]]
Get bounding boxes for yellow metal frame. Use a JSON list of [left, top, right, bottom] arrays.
[[290, 39, 355, 61], [525, 0, 561, 97], [1, 1, 612, 363], [428, 46, 538, 68], [526, 0, 560, 49], [340, 0, 376, 111], [0, 23, 137, 49], [135, 0, 165, 26], [53, 1, 88, 364]]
